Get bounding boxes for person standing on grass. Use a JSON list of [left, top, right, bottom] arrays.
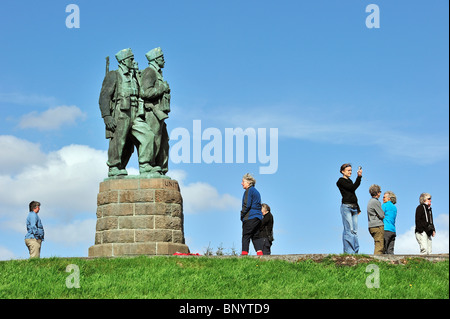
[[25, 201, 44, 258], [382, 191, 397, 254], [240, 173, 263, 256], [415, 193, 435, 255], [257, 203, 274, 255], [336, 163, 362, 254], [367, 184, 385, 255]]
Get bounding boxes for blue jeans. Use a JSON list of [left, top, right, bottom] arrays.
[[340, 204, 359, 254]]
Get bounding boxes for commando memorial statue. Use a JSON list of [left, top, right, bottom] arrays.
[[89, 48, 189, 257], [99, 47, 170, 178]]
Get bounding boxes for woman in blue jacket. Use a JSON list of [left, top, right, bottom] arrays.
[[240, 173, 263, 255], [382, 191, 397, 254]]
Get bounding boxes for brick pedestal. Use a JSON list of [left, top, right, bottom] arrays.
[[88, 178, 189, 257]]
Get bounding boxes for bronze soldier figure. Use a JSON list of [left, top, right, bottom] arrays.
[[98, 47, 171, 178], [99, 48, 139, 177], [140, 47, 170, 175]]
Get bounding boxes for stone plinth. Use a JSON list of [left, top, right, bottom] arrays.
[[88, 178, 189, 257]]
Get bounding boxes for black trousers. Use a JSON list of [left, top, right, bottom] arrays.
[[261, 238, 272, 255], [384, 231, 396, 254], [242, 218, 263, 252]]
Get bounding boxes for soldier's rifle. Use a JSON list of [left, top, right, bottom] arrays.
[[105, 56, 110, 75]]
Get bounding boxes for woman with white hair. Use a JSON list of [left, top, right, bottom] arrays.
[[240, 173, 263, 256], [382, 191, 397, 254], [415, 193, 436, 254]]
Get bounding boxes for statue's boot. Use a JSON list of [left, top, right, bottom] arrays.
[[108, 166, 128, 177], [139, 164, 166, 178], [139, 163, 154, 174]]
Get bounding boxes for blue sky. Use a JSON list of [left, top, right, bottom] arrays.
[[0, 0, 448, 260]]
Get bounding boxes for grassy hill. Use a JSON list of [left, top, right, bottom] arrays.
[[0, 255, 448, 299]]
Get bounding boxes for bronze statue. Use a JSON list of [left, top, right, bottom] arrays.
[[140, 47, 170, 175], [98, 47, 171, 178]]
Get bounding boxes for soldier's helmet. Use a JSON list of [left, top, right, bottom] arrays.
[[115, 48, 134, 63], [145, 47, 163, 62]]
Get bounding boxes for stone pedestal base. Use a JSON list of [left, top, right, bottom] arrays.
[[88, 178, 189, 257]]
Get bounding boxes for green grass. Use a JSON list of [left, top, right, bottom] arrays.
[[0, 255, 448, 299]]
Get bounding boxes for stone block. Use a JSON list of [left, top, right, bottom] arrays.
[[95, 232, 102, 244], [156, 242, 189, 255], [155, 189, 182, 204], [169, 204, 182, 217], [96, 207, 103, 219], [97, 190, 119, 205], [172, 230, 185, 244], [99, 180, 111, 193], [102, 229, 134, 244], [102, 203, 134, 217], [155, 216, 182, 229], [113, 243, 157, 256], [119, 216, 154, 229], [119, 189, 155, 203], [140, 178, 179, 190], [109, 178, 140, 190], [96, 217, 118, 231], [135, 229, 172, 242], [135, 202, 167, 216], [88, 244, 113, 257]]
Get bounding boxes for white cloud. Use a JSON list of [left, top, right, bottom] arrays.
[[45, 219, 97, 246], [0, 246, 16, 261], [181, 182, 240, 213], [0, 92, 58, 106], [0, 135, 47, 175], [168, 169, 241, 214], [199, 105, 448, 165], [0, 143, 107, 220], [18, 105, 87, 131], [269, 116, 448, 164]]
